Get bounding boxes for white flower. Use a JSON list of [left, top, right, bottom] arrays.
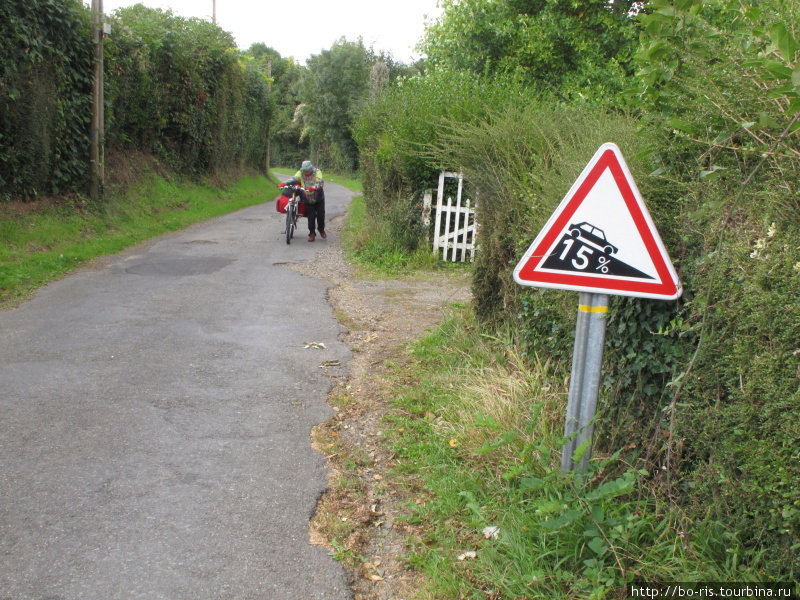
[[767, 223, 777, 238]]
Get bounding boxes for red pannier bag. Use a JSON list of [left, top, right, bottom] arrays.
[[275, 195, 306, 216]]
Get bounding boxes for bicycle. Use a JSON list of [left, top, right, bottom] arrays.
[[278, 183, 304, 244], [277, 183, 318, 244]]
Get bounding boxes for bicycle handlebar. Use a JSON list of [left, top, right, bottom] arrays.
[[279, 183, 317, 197]]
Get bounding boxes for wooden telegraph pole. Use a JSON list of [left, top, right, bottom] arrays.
[[90, 0, 104, 202], [265, 59, 272, 176]]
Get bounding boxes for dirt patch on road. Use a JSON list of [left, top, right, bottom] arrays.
[[287, 215, 471, 600]]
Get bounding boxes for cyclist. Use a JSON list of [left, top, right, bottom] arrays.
[[282, 160, 326, 242]]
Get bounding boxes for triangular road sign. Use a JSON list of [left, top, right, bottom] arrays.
[[513, 143, 682, 300]]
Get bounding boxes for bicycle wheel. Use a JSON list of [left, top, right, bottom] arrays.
[[285, 204, 295, 244]]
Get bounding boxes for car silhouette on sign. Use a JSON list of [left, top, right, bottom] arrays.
[[568, 222, 618, 255]]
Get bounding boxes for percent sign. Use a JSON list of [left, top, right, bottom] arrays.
[[596, 255, 610, 274]]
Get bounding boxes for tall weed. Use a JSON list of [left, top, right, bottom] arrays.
[[387, 311, 768, 599]]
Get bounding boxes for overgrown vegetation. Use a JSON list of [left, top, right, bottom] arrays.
[[103, 5, 272, 176], [0, 1, 414, 200], [421, 0, 642, 100], [383, 311, 767, 598], [0, 0, 92, 198], [354, 0, 800, 588]]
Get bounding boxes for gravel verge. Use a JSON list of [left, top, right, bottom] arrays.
[[286, 213, 471, 600]]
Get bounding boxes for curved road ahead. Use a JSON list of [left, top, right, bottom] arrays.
[[0, 179, 356, 599]]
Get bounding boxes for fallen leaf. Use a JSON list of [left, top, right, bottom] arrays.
[[368, 574, 384, 581]]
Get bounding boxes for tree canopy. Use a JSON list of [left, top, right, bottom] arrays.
[[420, 0, 641, 99]]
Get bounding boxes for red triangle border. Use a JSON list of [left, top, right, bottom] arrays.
[[514, 145, 681, 300]]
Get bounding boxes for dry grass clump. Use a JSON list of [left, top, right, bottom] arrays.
[[436, 341, 568, 473]]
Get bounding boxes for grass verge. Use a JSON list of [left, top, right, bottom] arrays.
[[378, 311, 769, 599], [312, 172, 780, 598], [341, 195, 463, 276], [0, 172, 279, 308]]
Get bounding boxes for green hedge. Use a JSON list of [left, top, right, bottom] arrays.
[[353, 0, 800, 579], [0, 0, 92, 198], [0, 1, 272, 200], [105, 6, 271, 175]]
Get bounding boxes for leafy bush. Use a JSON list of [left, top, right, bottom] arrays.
[[353, 70, 526, 246], [106, 6, 271, 175], [421, 0, 640, 102], [0, 0, 92, 198], [630, 0, 800, 576], [0, 1, 274, 201], [357, 0, 800, 582]]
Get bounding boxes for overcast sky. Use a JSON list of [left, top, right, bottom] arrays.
[[89, 0, 443, 65]]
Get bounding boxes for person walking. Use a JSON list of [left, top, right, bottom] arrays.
[[282, 160, 326, 242]]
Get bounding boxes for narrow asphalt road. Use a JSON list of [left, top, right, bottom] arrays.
[[0, 178, 356, 599]]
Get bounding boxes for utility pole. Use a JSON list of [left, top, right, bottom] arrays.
[[90, 0, 104, 202], [212, 0, 216, 25], [265, 59, 272, 176]]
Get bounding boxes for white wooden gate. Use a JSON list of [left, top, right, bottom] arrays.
[[423, 171, 478, 263]]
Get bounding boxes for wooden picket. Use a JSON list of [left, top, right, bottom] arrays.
[[425, 171, 478, 263]]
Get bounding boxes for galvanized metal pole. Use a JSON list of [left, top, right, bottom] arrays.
[[575, 293, 609, 470], [561, 292, 609, 471], [561, 291, 592, 471]]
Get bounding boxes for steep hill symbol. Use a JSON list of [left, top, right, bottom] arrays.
[[540, 222, 654, 280]]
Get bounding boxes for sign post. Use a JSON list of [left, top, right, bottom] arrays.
[[514, 143, 682, 471], [561, 292, 609, 471]]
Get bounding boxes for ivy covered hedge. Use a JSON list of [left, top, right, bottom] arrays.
[[0, 1, 272, 200], [355, 0, 800, 580], [0, 0, 93, 198], [105, 5, 270, 176]]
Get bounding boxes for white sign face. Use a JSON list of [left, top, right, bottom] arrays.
[[514, 143, 682, 300]]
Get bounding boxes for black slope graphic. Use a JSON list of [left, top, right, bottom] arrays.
[[540, 222, 654, 280]]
